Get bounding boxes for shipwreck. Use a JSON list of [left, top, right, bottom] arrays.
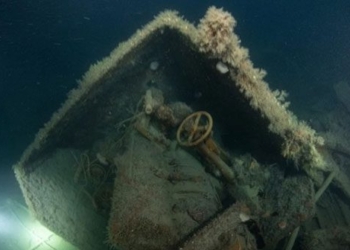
[[13, 6, 350, 250]]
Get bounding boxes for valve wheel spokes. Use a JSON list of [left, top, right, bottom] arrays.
[[177, 111, 213, 147]]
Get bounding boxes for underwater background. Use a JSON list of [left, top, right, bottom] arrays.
[[0, 0, 350, 248]]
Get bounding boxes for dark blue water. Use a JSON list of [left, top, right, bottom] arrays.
[[0, 0, 349, 190]]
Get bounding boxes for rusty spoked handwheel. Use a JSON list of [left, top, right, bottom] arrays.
[[176, 111, 213, 147]]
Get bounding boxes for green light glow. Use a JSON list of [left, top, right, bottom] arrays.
[[0, 199, 77, 250]]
